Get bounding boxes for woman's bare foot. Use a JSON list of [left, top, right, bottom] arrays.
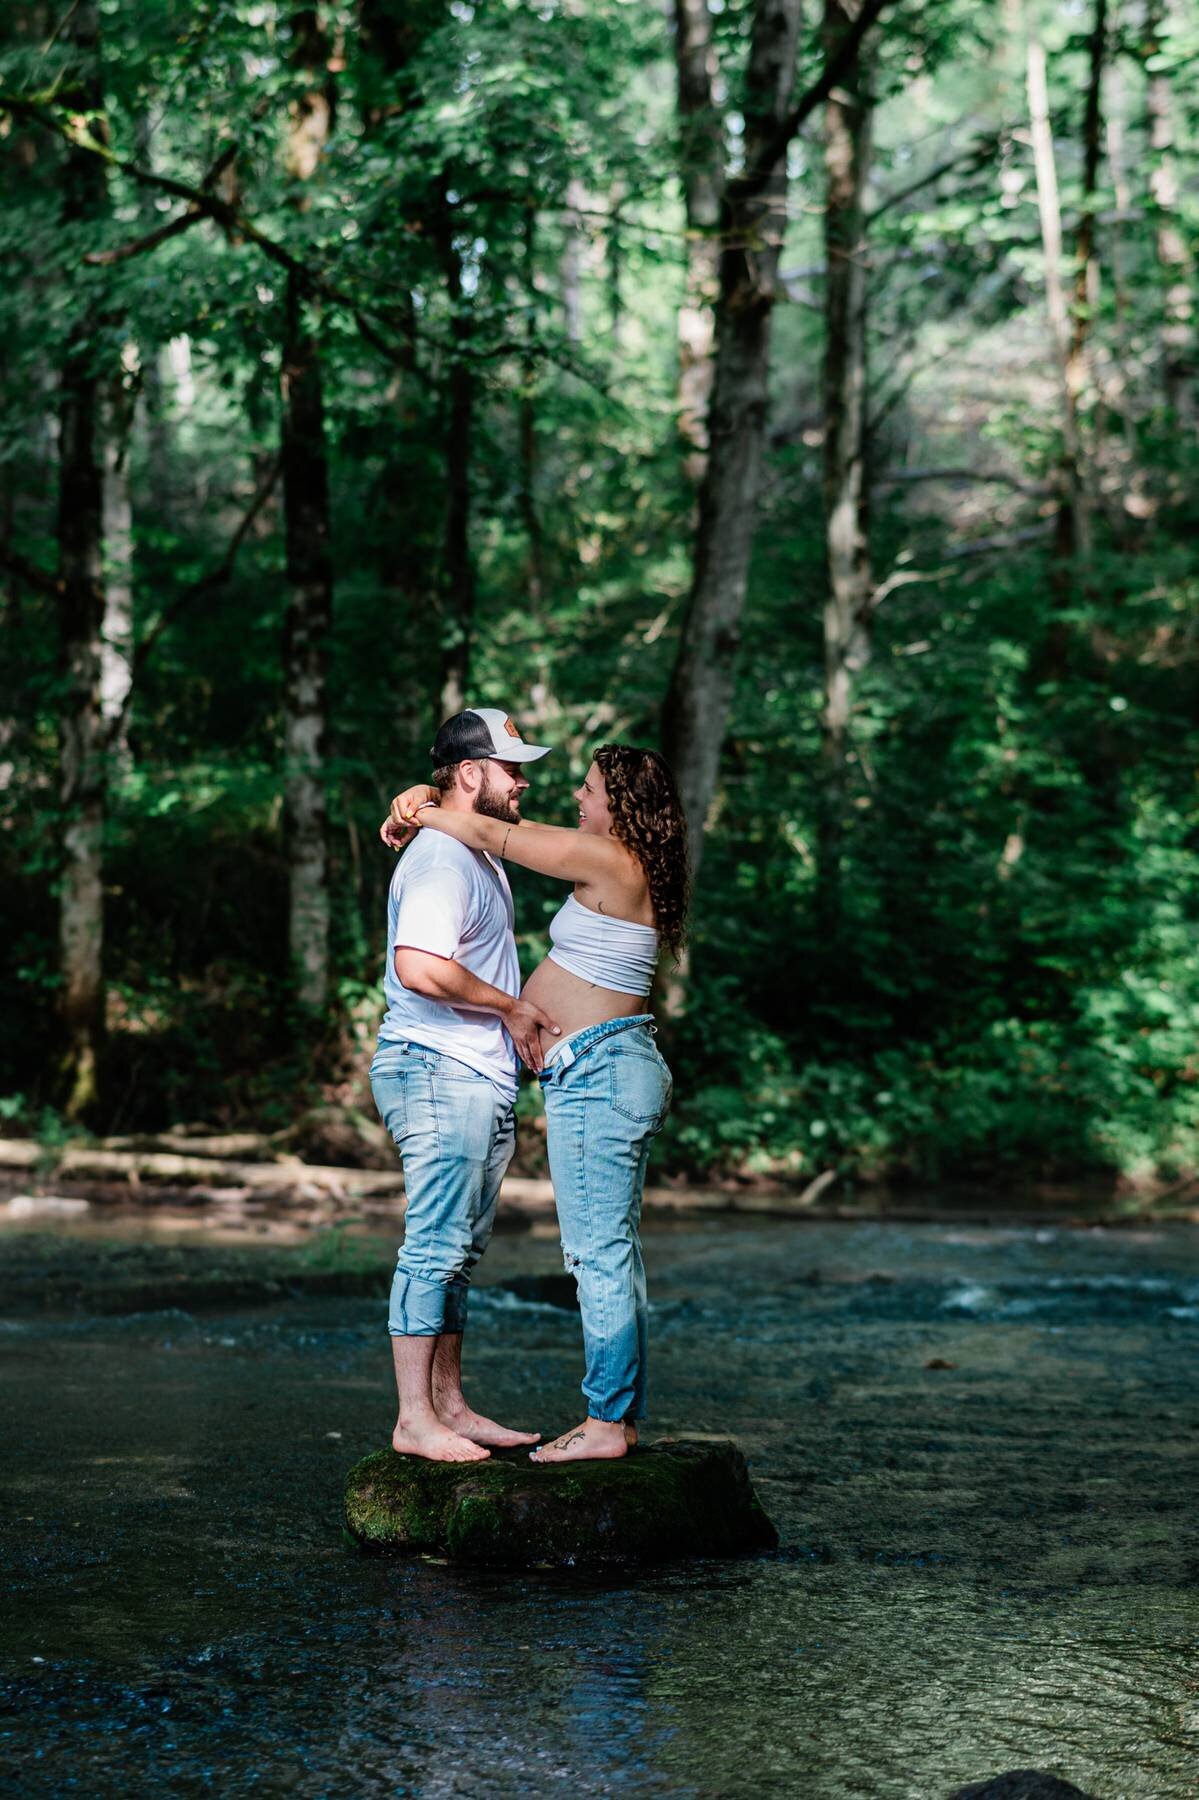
[[392, 1419, 490, 1463], [435, 1402, 540, 1450], [529, 1418, 628, 1463]]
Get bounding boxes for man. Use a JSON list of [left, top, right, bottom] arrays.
[[369, 708, 560, 1463]]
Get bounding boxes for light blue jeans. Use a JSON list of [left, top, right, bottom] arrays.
[[370, 1040, 515, 1337], [539, 1016, 672, 1423]]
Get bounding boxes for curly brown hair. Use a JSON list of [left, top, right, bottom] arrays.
[[593, 744, 690, 958]]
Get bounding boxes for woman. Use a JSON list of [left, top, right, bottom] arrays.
[[387, 745, 688, 1462]]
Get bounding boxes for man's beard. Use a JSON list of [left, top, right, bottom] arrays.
[[474, 767, 521, 823]]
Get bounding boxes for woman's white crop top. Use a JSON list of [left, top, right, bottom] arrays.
[[546, 893, 659, 996]]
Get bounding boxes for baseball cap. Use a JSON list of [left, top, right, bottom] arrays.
[[429, 708, 551, 766]]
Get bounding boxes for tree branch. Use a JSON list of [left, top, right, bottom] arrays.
[[863, 562, 953, 615], [863, 522, 1056, 615], [867, 130, 1005, 222], [0, 92, 417, 362], [876, 466, 1052, 498], [108, 456, 282, 744], [732, 0, 898, 203], [6, 90, 580, 380], [83, 203, 205, 266], [942, 522, 1055, 560]]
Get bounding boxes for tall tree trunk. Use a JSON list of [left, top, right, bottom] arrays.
[[1142, 1, 1194, 427], [281, 7, 335, 1010], [100, 363, 135, 759], [673, 0, 725, 486], [437, 216, 475, 720], [661, 0, 805, 870], [519, 211, 555, 731], [818, 0, 873, 926], [1104, 79, 1130, 326], [57, 0, 108, 1119], [1026, 34, 1091, 564], [358, 0, 422, 130], [561, 178, 585, 347], [357, 0, 428, 766], [1102, 62, 1138, 466], [607, 182, 626, 356], [520, 213, 545, 613], [130, 111, 175, 528], [519, 373, 544, 614], [1065, 0, 1106, 476], [281, 276, 333, 1011]]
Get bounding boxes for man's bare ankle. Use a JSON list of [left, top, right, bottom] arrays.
[[396, 1412, 441, 1435]]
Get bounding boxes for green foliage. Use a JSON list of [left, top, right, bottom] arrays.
[[1, 0, 1197, 1186]]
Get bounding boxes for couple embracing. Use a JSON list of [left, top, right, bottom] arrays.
[[370, 706, 688, 1465]]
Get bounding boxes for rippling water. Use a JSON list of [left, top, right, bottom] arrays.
[[2, 1215, 1197, 1797]]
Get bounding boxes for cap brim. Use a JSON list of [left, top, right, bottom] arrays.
[[500, 742, 550, 762]]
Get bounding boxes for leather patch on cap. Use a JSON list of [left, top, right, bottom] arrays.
[[502, 717, 520, 738]]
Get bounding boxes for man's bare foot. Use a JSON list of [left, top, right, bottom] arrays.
[[392, 1419, 490, 1463], [530, 1418, 628, 1464], [435, 1402, 540, 1450], [624, 1420, 638, 1448]]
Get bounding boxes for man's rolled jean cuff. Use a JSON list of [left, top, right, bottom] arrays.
[[388, 1269, 453, 1337]]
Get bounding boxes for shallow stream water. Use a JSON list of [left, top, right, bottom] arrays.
[[2, 1213, 1197, 1797]]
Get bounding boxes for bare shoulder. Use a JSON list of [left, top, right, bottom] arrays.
[[575, 842, 653, 923]]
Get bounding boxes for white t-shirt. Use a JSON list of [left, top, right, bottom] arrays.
[[378, 831, 520, 1100]]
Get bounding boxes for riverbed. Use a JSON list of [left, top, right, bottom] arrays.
[[2, 1212, 1197, 1797]]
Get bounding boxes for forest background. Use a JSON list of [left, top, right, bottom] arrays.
[[0, 0, 1196, 1193]]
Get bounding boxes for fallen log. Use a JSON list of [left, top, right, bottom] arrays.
[[0, 1139, 844, 1217], [0, 1137, 560, 1212], [0, 1144, 401, 1202], [42, 1105, 393, 1170], [0, 1139, 398, 1195], [0, 1142, 39, 1170], [97, 1131, 281, 1161]]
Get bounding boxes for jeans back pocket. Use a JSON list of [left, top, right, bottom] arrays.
[[607, 1044, 671, 1126]]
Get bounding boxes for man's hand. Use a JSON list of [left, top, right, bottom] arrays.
[[504, 998, 561, 1073], [379, 784, 438, 851], [393, 953, 560, 1072]]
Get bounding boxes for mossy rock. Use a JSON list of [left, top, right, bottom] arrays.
[[344, 1438, 778, 1567]]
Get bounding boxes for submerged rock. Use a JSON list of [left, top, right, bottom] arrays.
[[949, 1775, 1096, 1800], [344, 1437, 778, 1566]]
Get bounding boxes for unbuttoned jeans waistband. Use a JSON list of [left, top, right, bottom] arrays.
[[539, 1014, 656, 1080]]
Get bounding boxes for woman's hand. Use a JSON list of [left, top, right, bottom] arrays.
[[379, 784, 438, 851]]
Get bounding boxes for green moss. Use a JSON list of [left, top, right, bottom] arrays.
[[343, 1440, 778, 1568]]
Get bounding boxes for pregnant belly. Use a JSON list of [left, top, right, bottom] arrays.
[[522, 958, 646, 1051]]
